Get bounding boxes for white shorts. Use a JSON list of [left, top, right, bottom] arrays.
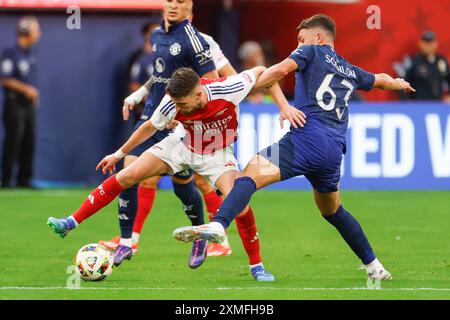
[[146, 134, 239, 187]]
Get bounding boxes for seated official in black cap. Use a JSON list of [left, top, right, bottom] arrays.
[[0, 16, 41, 188], [404, 31, 450, 101]]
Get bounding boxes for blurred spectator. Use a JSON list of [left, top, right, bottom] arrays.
[[239, 41, 265, 70], [404, 31, 450, 101], [238, 41, 273, 103], [127, 22, 159, 122], [0, 16, 41, 188], [217, 0, 240, 68]]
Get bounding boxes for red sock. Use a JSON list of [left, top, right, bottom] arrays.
[[235, 207, 262, 265], [73, 175, 125, 224], [203, 191, 223, 221], [132, 186, 157, 234]]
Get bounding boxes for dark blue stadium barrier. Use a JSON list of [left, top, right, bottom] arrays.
[[0, 13, 158, 187], [228, 102, 450, 191], [0, 14, 448, 190]]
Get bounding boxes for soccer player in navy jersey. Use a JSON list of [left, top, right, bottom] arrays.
[[114, 0, 219, 267], [99, 13, 238, 258], [173, 14, 415, 280], [97, 2, 236, 261], [49, 0, 220, 268]]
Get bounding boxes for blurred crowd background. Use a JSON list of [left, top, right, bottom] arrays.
[[0, 0, 449, 188]]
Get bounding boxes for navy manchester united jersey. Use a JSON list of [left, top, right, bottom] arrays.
[[143, 19, 216, 119], [289, 45, 375, 145]]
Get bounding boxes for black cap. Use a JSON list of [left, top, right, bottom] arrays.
[[421, 31, 437, 42]]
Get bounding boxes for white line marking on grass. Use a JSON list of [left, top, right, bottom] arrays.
[[2, 287, 450, 292], [216, 287, 450, 292]]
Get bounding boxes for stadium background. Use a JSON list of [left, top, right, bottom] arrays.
[[0, 0, 449, 189]]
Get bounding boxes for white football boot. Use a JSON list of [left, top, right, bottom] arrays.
[[364, 258, 392, 280], [173, 222, 226, 244]]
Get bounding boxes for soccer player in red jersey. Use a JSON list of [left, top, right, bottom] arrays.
[[47, 66, 305, 281], [99, 5, 235, 259]]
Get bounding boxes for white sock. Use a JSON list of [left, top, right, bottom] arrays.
[[120, 238, 132, 248], [210, 222, 225, 231], [220, 235, 230, 247], [68, 216, 79, 227], [365, 258, 381, 273], [250, 262, 263, 269], [132, 232, 140, 245]]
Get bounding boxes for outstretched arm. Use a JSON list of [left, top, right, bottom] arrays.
[[252, 58, 298, 91], [96, 121, 158, 175], [248, 62, 306, 128], [120, 121, 157, 155], [218, 62, 237, 77], [373, 73, 416, 92]]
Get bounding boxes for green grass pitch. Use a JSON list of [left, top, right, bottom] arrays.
[[1, 189, 450, 300]]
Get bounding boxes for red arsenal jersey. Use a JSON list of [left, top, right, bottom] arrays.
[[151, 70, 256, 154]]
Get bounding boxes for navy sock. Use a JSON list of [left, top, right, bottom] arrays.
[[213, 177, 257, 229], [173, 180, 204, 226], [323, 206, 376, 265], [118, 184, 138, 239]]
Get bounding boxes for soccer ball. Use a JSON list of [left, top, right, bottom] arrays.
[[75, 244, 113, 281]]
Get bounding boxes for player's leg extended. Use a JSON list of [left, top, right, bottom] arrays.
[[172, 173, 205, 227], [113, 174, 160, 266], [47, 153, 170, 239], [105, 155, 138, 250], [130, 176, 158, 249], [194, 173, 231, 257], [213, 154, 282, 230], [174, 154, 281, 240], [314, 190, 392, 280], [194, 173, 223, 221], [216, 171, 275, 281], [99, 154, 158, 258], [172, 172, 209, 269], [174, 168, 275, 281]]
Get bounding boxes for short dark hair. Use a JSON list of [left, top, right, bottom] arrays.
[[297, 14, 336, 40], [17, 16, 38, 36], [166, 68, 200, 98]]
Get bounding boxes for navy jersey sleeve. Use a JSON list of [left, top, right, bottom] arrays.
[[184, 24, 216, 76], [0, 48, 16, 79], [353, 65, 375, 91], [288, 45, 315, 71]]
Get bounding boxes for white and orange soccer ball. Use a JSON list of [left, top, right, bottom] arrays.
[[75, 244, 113, 281]]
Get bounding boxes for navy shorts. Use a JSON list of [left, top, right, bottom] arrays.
[[128, 119, 193, 181], [259, 128, 344, 193]]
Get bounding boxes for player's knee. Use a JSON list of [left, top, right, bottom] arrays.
[[320, 202, 342, 216], [242, 161, 280, 189], [194, 174, 212, 194], [123, 155, 138, 168], [172, 175, 193, 185], [140, 181, 158, 189], [117, 168, 142, 187], [140, 176, 159, 189], [172, 179, 194, 197], [236, 205, 250, 218]]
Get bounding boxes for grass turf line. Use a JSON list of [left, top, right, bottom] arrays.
[[0, 189, 449, 300]]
